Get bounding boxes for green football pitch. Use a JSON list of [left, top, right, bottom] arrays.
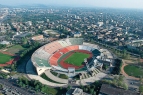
[[0, 53, 13, 64], [64, 52, 90, 66]]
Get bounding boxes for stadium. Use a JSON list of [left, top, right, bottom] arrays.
[[30, 38, 113, 86]]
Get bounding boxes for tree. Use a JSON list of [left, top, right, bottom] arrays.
[[25, 79, 29, 85], [118, 75, 124, 81], [19, 81, 23, 87], [67, 85, 71, 90], [41, 86, 46, 92], [93, 91, 96, 95], [113, 79, 117, 86], [11, 64, 16, 71], [123, 83, 128, 90], [139, 85, 143, 94], [138, 57, 141, 65], [85, 87, 88, 92], [0, 84, 3, 89], [0, 44, 6, 49], [90, 88, 94, 94], [34, 80, 38, 86], [140, 77, 143, 84], [35, 84, 40, 91], [22, 84, 26, 88], [117, 81, 122, 87]]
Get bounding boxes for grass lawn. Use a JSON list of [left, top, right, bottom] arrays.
[[0, 53, 13, 64], [40, 73, 63, 84], [50, 71, 58, 76], [42, 86, 57, 95], [64, 52, 90, 66], [58, 74, 68, 79], [6, 45, 26, 54], [124, 65, 143, 78]]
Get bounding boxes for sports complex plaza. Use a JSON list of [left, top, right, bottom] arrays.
[[26, 38, 113, 87]]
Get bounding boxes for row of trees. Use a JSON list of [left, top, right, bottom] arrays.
[[79, 81, 101, 95], [4, 41, 41, 72], [111, 59, 123, 75], [17, 77, 58, 95], [127, 46, 143, 58], [0, 44, 6, 49], [102, 75, 128, 90], [15, 42, 40, 69]]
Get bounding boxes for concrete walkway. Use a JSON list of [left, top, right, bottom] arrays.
[[45, 70, 68, 84], [26, 60, 67, 87], [27, 74, 67, 87], [76, 72, 107, 85]]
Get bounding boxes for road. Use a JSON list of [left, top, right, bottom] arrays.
[[0, 78, 37, 95]]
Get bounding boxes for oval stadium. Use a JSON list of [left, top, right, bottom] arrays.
[[27, 38, 113, 87]]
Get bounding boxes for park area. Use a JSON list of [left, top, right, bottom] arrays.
[[124, 65, 143, 78], [0, 53, 13, 64], [64, 52, 90, 66], [6, 45, 26, 55]]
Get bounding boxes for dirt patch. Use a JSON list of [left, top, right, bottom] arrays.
[[0, 51, 14, 56]]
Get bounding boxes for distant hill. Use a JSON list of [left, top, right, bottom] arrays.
[[15, 4, 49, 8], [0, 4, 12, 8]]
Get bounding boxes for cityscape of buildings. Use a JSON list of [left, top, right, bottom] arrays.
[[0, 3, 143, 95]]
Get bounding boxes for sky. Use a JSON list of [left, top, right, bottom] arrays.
[[0, 0, 143, 9]]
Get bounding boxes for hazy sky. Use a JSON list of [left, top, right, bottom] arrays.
[[0, 0, 143, 9]]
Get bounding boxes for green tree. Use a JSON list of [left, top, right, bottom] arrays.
[[19, 81, 23, 87], [85, 87, 88, 92], [118, 75, 124, 81], [0, 84, 3, 89], [11, 64, 16, 71], [35, 84, 40, 91], [117, 81, 122, 87], [140, 77, 143, 84], [67, 85, 71, 90], [123, 83, 128, 90], [25, 79, 29, 85], [90, 88, 94, 94], [139, 85, 143, 94], [93, 91, 96, 95]]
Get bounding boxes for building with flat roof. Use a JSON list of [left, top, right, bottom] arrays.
[[99, 84, 139, 95], [66, 88, 91, 95]]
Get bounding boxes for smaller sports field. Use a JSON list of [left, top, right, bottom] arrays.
[[0, 53, 13, 64], [64, 52, 90, 66], [124, 65, 143, 78]]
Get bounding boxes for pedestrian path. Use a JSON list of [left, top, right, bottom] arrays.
[[27, 74, 67, 87], [76, 72, 107, 85], [26, 60, 67, 87], [45, 70, 68, 84]]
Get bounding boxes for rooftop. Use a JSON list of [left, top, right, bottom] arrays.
[[99, 84, 139, 95]]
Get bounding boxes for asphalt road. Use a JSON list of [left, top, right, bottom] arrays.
[[0, 78, 37, 95]]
